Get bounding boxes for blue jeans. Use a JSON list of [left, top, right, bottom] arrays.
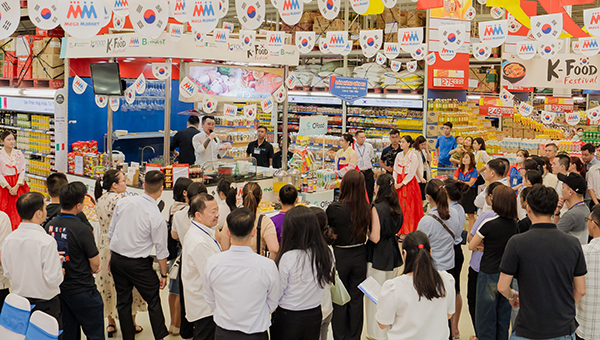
[[510, 332, 576, 340], [476, 272, 511, 340], [60, 289, 104, 340]]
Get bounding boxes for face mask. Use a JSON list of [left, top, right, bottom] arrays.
[[578, 131, 583, 136], [516, 156, 524, 163]]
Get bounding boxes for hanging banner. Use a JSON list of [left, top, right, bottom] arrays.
[[350, 0, 370, 15], [236, 0, 265, 30], [359, 30, 383, 58], [426, 52, 436, 65], [179, 76, 199, 98], [111, 0, 129, 15], [72, 76, 88, 95], [125, 86, 136, 104], [538, 41, 562, 59], [134, 73, 146, 94], [341, 40, 352, 55], [318, 0, 340, 20], [508, 17, 522, 33], [398, 27, 423, 53], [273, 85, 287, 103], [587, 107, 600, 123], [391, 60, 401, 72], [128, 0, 170, 38], [28, 0, 60, 30], [579, 37, 600, 57], [329, 76, 368, 102], [411, 44, 427, 60], [113, 14, 126, 31], [440, 24, 465, 50], [240, 30, 256, 51], [203, 95, 217, 113], [277, 0, 304, 25], [261, 96, 274, 113], [545, 97, 574, 113], [213, 28, 230, 47], [95, 95, 108, 108], [299, 115, 328, 136], [472, 43, 491, 61], [326, 31, 348, 54], [464, 6, 475, 20], [530, 13, 563, 43], [479, 20, 508, 48], [57, 0, 105, 39], [286, 72, 298, 88], [266, 31, 285, 52], [188, 0, 219, 33], [439, 47, 457, 61], [541, 111, 556, 125], [216, 0, 229, 18], [152, 63, 171, 80], [406, 61, 417, 72], [584, 7, 600, 38], [244, 104, 257, 120], [170, 0, 190, 23], [383, 43, 400, 59], [381, 0, 396, 8], [319, 37, 330, 54], [110, 97, 120, 111], [573, 41, 581, 54], [296, 31, 316, 54], [499, 88, 514, 106], [223, 104, 238, 117], [490, 7, 504, 19], [516, 41, 538, 60], [517, 102, 534, 116], [375, 52, 386, 65], [478, 96, 514, 117], [565, 112, 580, 125], [169, 24, 184, 42]]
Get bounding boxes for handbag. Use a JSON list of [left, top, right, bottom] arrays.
[[169, 255, 180, 280], [429, 213, 467, 244], [331, 270, 351, 306]]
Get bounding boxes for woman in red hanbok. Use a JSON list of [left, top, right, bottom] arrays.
[[394, 135, 424, 235], [0, 131, 30, 230]]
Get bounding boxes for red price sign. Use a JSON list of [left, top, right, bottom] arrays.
[[479, 105, 514, 117], [433, 77, 465, 87], [545, 104, 574, 113]]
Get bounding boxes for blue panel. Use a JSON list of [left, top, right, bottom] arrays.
[[68, 77, 193, 163], [427, 89, 467, 101]]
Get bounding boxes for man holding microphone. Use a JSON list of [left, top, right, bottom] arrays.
[[193, 116, 232, 168]]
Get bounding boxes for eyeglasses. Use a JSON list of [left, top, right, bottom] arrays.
[[584, 216, 599, 227]]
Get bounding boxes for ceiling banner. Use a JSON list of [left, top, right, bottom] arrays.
[[318, 0, 340, 20], [188, 0, 219, 33], [129, 0, 170, 38], [28, 0, 60, 30], [398, 27, 423, 53], [57, 0, 106, 39], [277, 0, 304, 25], [479, 20, 508, 48]]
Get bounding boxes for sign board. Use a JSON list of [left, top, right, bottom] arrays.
[[54, 89, 67, 172], [478, 96, 514, 117], [299, 116, 328, 136], [0, 96, 55, 114], [544, 97, 574, 113], [329, 76, 368, 102], [428, 53, 469, 89]]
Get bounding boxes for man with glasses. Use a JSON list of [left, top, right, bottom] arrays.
[[578, 209, 600, 340]]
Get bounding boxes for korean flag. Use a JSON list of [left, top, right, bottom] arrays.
[[359, 30, 383, 58], [541, 111, 556, 125], [531, 13, 563, 43], [296, 32, 316, 54], [129, 0, 169, 39], [240, 30, 256, 51], [440, 24, 464, 50], [28, 0, 59, 30], [236, 0, 265, 30], [318, 0, 339, 20], [472, 43, 491, 61]]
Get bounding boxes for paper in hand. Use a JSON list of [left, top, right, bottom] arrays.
[[359, 276, 382, 305]]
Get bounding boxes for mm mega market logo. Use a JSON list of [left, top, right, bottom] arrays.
[[282, 0, 300, 11], [114, 0, 128, 9], [193, 2, 215, 16], [67, 1, 98, 19], [386, 44, 398, 53], [401, 30, 419, 42], [269, 34, 282, 44], [129, 37, 141, 47], [484, 24, 504, 38]]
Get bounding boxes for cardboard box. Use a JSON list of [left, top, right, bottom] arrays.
[[33, 58, 64, 79], [36, 27, 65, 37], [504, 128, 513, 137], [405, 10, 426, 27], [16, 35, 43, 57], [17, 56, 32, 79], [504, 118, 513, 125], [427, 137, 436, 150], [523, 129, 535, 139], [1, 37, 16, 52], [427, 124, 442, 138], [427, 111, 441, 124], [3, 52, 17, 78], [512, 128, 524, 138], [313, 17, 345, 35], [384, 33, 398, 42], [38, 53, 63, 68], [33, 37, 61, 55], [376, 8, 401, 29]]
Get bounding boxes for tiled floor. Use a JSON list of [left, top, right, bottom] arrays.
[[101, 244, 476, 340]]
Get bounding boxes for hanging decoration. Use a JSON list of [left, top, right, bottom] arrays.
[[359, 30, 383, 58], [411, 44, 427, 60], [296, 32, 316, 54], [180, 77, 199, 98], [244, 104, 257, 120], [398, 27, 423, 53], [499, 88, 514, 106], [351, 0, 370, 15], [572, 41, 581, 54], [508, 14, 522, 33], [479, 20, 508, 48], [273, 85, 287, 103], [530, 13, 563, 43], [472, 43, 491, 61], [72, 76, 88, 95], [319, 36, 330, 53], [236, 0, 265, 30], [216, 0, 229, 18], [406, 61, 417, 73], [565, 112, 581, 126], [463, 6, 475, 20], [188, 0, 219, 33], [134, 73, 146, 94], [285, 72, 298, 89], [111, 0, 129, 16], [100, 2, 112, 28], [587, 106, 600, 123], [516, 41, 538, 60], [28, 0, 60, 30], [213, 28, 229, 47], [57, 0, 105, 39], [95, 95, 108, 108], [203, 95, 217, 113], [326, 31, 348, 54], [381, 0, 396, 9], [416, 0, 443, 10], [425, 52, 436, 65], [110, 97, 120, 111], [277, 0, 304, 26], [152, 63, 171, 80], [194, 31, 206, 46], [224, 104, 238, 117], [125, 87, 136, 104], [170, 0, 190, 23], [128, 0, 170, 38], [113, 14, 125, 31], [375, 52, 386, 65], [538, 41, 562, 59], [541, 111, 556, 125], [584, 8, 600, 38], [390, 60, 401, 72], [517, 102, 534, 117], [169, 23, 184, 42], [240, 30, 256, 51], [490, 7, 504, 19], [340, 40, 353, 55], [439, 47, 457, 61], [266, 31, 285, 52], [440, 24, 465, 50], [261, 96, 274, 113], [579, 37, 600, 57], [383, 43, 400, 59], [318, 0, 340, 20]]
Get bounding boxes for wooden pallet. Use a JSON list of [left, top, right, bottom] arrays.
[[367, 88, 383, 93], [0, 78, 15, 87], [34, 79, 65, 89], [17, 79, 34, 88], [311, 86, 328, 92], [383, 88, 423, 94]]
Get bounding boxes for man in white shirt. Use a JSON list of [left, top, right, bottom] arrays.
[[588, 162, 600, 208], [474, 159, 506, 212], [182, 194, 222, 340], [578, 206, 600, 340], [108, 171, 170, 340], [0, 210, 11, 309], [192, 115, 232, 167], [1, 192, 64, 324], [204, 208, 281, 340], [355, 130, 375, 203]]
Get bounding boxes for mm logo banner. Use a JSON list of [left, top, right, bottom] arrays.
[[398, 27, 422, 53], [326, 31, 347, 54], [479, 20, 507, 48]]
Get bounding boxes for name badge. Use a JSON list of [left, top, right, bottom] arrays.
[[254, 148, 261, 155]]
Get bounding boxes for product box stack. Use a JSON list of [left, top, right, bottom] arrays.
[[16, 35, 45, 80], [32, 37, 64, 80], [282, 12, 315, 34], [1, 38, 17, 78], [468, 68, 499, 93], [376, 9, 426, 42]]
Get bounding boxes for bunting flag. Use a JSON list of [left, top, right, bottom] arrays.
[[295, 32, 316, 54], [541, 111, 556, 125], [531, 13, 563, 43], [28, 0, 60, 30], [318, 0, 340, 20], [236, 0, 265, 30], [359, 30, 383, 58], [188, 0, 219, 33], [516, 41, 538, 60], [472, 43, 491, 61], [128, 0, 170, 38], [57, 0, 105, 39], [240, 30, 256, 51]]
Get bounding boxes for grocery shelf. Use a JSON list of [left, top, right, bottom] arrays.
[[0, 124, 54, 134], [287, 111, 423, 120], [24, 151, 54, 158], [304, 142, 383, 152], [278, 121, 421, 133], [26, 173, 48, 181]]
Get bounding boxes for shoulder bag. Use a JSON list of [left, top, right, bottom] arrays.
[[428, 213, 468, 245]]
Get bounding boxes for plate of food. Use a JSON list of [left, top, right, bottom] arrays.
[[503, 62, 527, 84]]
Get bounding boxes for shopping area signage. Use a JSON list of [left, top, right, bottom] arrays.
[[544, 97, 574, 113], [478, 96, 514, 117], [0, 96, 55, 114], [502, 53, 600, 90], [299, 116, 328, 136], [62, 32, 300, 66], [328, 76, 368, 102]]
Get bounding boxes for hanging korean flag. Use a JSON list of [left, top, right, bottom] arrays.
[[587, 107, 600, 123], [440, 24, 464, 50], [296, 32, 316, 54], [57, 0, 104, 39], [439, 47, 457, 61], [508, 15, 522, 33], [425, 52, 436, 65], [194, 31, 206, 46], [516, 41, 537, 60], [216, 0, 229, 18], [490, 7, 504, 19], [318, 0, 339, 20], [479, 20, 508, 48], [266, 31, 285, 52], [152, 63, 171, 80], [411, 44, 427, 60], [584, 8, 600, 38], [277, 0, 303, 26], [538, 41, 562, 59], [463, 6, 475, 20], [261, 96, 274, 113], [188, 0, 219, 33], [541, 111, 556, 125], [390, 60, 401, 72], [170, 0, 189, 22], [203, 96, 217, 113], [472, 43, 491, 61], [213, 28, 229, 47], [579, 37, 600, 57], [240, 30, 255, 51], [236, 0, 265, 30], [129, 0, 169, 38], [125, 86, 136, 104], [383, 43, 400, 59], [95, 95, 108, 108], [244, 104, 257, 120], [565, 112, 581, 126], [406, 61, 417, 73], [499, 88, 514, 106], [531, 13, 563, 43], [286, 72, 297, 88], [360, 30, 383, 58], [398, 27, 423, 53], [326, 31, 348, 54], [169, 23, 184, 42], [28, 0, 60, 30], [72, 76, 88, 95], [517, 102, 534, 117], [375, 53, 386, 65], [134, 73, 146, 94], [341, 40, 352, 55], [382, 0, 396, 9], [273, 85, 287, 103], [113, 14, 125, 31], [319, 36, 330, 54], [110, 97, 120, 111], [351, 0, 369, 15], [112, 0, 129, 15], [179, 77, 199, 98]]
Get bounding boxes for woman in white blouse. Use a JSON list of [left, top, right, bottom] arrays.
[[376, 231, 455, 340], [270, 206, 335, 340], [473, 138, 491, 175], [0, 131, 29, 230]]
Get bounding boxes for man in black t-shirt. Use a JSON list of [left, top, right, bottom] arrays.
[[46, 182, 103, 340], [246, 125, 274, 167], [498, 185, 587, 340], [171, 115, 201, 165], [42, 172, 92, 230], [379, 129, 401, 174]]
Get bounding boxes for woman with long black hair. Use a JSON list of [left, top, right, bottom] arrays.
[[326, 169, 371, 340], [376, 231, 455, 339], [365, 173, 403, 340], [270, 206, 335, 340]]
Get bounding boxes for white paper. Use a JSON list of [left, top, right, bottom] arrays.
[[358, 276, 382, 305]]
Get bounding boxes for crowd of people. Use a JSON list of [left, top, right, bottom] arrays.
[[0, 122, 599, 340]]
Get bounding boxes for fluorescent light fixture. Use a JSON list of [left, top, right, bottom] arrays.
[[384, 94, 422, 100], [366, 93, 383, 98], [287, 91, 305, 96], [0, 88, 57, 98], [534, 96, 546, 100], [467, 95, 481, 100], [0, 88, 22, 96], [126, 57, 135, 60], [310, 92, 333, 97], [574, 96, 585, 101]]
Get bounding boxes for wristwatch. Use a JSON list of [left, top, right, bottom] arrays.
[[160, 273, 168, 278]]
